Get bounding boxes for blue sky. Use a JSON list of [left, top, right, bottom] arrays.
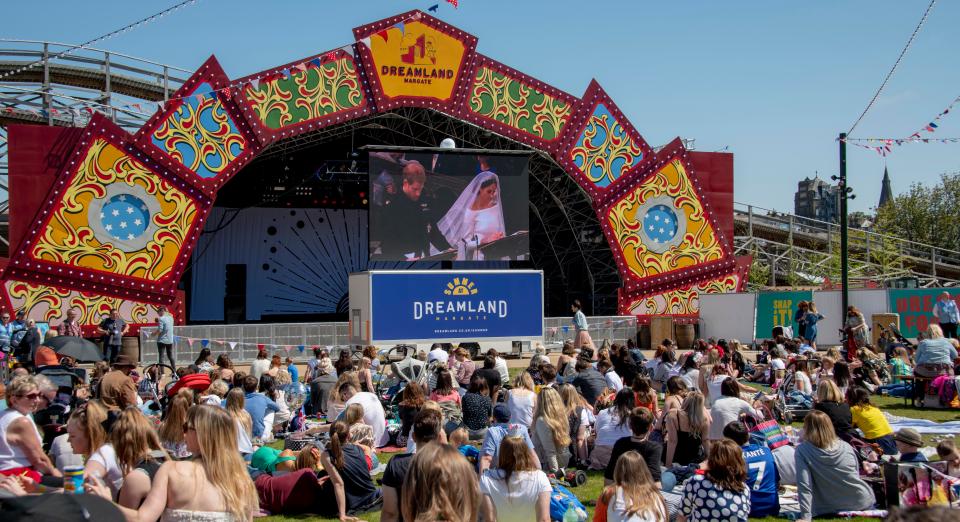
[[5, 0, 959, 213]]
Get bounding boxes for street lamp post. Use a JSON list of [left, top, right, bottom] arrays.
[[835, 133, 855, 314]]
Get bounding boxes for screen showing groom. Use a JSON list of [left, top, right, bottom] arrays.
[[368, 149, 530, 262]]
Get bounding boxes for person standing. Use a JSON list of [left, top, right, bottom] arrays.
[[794, 301, 809, 342], [0, 311, 13, 355], [17, 319, 42, 365], [803, 303, 825, 351], [571, 300, 593, 352], [155, 305, 175, 368], [933, 291, 959, 340], [59, 307, 83, 338], [97, 308, 128, 363]]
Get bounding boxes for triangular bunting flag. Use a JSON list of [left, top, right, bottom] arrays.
[[360, 36, 371, 48], [228, 341, 238, 350], [257, 343, 265, 351], [250, 78, 260, 90], [284, 345, 293, 353], [185, 337, 194, 347], [201, 339, 210, 348], [298, 345, 305, 353]]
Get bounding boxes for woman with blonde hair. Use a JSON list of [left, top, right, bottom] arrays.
[[200, 379, 229, 406], [357, 355, 375, 393], [803, 301, 825, 350], [90, 404, 259, 521], [66, 400, 123, 494], [664, 390, 710, 467], [480, 435, 551, 522], [158, 391, 193, 460], [914, 324, 958, 378], [559, 383, 592, 466], [328, 371, 361, 420], [0, 375, 59, 482], [531, 387, 571, 473], [596, 450, 667, 522], [506, 371, 537, 429], [110, 407, 169, 508], [795, 410, 875, 520], [404, 442, 481, 522], [225, 387, 254, 456]]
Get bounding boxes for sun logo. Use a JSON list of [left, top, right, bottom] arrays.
[[444, 277, 478, 296]]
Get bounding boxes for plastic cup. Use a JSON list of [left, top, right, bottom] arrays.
[[63, 466, 84, 494]]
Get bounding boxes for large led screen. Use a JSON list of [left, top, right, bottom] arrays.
[[368, 149, 530, 262]]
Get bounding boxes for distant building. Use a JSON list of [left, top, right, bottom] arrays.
[[879, 167, 893, 209], [794, 175, 840, 223]]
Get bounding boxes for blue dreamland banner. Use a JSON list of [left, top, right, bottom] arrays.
[[370, 271, 543, 342]]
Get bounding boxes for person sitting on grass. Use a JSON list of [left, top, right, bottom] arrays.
[[894, 428, 927, 463], [604, 407, 662, 489], [795, 410, 875, 521], [402, 442, 480, 522], [381, 409, 443, 522], [722, 421, 779, 518], [480, 434, 552, 522], [480, 404, 541, 473], [680, 439, 751, 522], [847, 386, 897, 455], [596, 450, 668, 522]]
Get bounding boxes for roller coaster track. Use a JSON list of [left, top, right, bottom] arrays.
[[0, 39, 191, 255], [734, 202, 960, 289]]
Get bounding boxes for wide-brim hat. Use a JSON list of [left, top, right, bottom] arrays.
[[894, 428, 923, 448], [112, 355, 136, 367]]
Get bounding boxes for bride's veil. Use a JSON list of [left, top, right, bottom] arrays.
[[437, 170, 504, 245]]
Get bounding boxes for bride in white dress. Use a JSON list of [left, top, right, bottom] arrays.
[[438, 171, 506, 260]]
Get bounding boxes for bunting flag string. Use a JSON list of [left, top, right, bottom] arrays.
[[0, 0, 200, 83], [842, 92, 960, 156], [169, 335, 335, 355]]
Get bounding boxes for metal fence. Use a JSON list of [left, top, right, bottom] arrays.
[[139, 315, 638, 365]]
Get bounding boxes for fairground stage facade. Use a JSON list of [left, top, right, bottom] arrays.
[[2, 10, 748, 334]]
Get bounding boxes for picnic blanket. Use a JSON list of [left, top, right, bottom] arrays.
[[884, 412, 960, 435]]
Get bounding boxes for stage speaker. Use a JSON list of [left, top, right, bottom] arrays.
[[224, 264, 247, 323]]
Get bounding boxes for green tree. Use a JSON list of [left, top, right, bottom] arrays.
[[874, 172, 960, 252]]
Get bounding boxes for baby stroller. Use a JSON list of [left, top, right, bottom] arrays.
[[375, 346, 427, 415], [770, 370, 811, 423], [139, 363, 178, 414], [34, 366, 85, 450]]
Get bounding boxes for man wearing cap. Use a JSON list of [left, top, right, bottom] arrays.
[[933, 291, 959, 340], [894, 428, 927, 462], [99, 355, 138, 411], [479, 404, 541, 473]]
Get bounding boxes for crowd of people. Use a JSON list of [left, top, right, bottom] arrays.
[[1, 305, 960, 521]]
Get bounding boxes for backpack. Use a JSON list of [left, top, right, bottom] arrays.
[[548, 482, 587, 521], [932, 375, 957, 407]]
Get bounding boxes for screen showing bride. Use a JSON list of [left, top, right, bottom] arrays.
[[368, 148, 529, 262], [438, 171, 505, 260]]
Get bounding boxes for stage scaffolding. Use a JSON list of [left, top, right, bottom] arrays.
[[242, 107, 622, 315]]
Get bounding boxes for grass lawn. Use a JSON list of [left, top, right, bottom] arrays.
[[258, 374, 957, 521]]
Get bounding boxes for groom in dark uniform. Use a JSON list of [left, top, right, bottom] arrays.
[[379, 161, 451, 260]]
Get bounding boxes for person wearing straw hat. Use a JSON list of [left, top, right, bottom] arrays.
[[894, 428, 927, 463]]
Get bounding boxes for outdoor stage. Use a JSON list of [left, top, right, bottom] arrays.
[[1, 9, 748, 335]]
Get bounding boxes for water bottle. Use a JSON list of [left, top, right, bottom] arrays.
[[562, 504, 580, 522]]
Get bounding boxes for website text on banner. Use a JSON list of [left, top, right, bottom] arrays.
[[364, 270, 543, 343], [888, 288, 960, 338], [754, 291, 813, 340]]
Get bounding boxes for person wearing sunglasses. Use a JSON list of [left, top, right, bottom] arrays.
[[0, 375, 60, 483]]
